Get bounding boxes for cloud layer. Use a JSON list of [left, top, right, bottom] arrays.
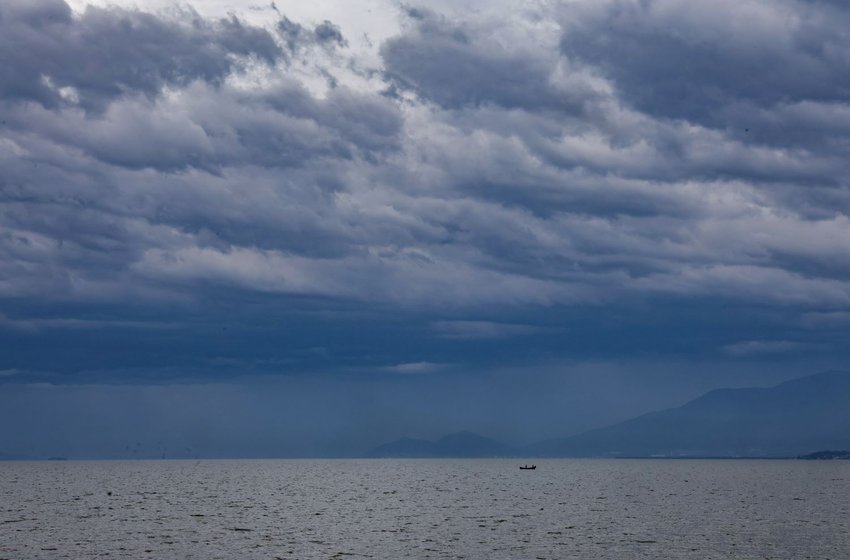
[[2, 0, 850, 385]]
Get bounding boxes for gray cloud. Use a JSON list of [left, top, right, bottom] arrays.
[[381, 7, 581, 111], [722, 339, 815, 357], [558, 0, 850, 149], [2, 0, 850, 389], [380, 361, 449, 374], [0, 0, 282, 112], [314, 20, 346, 47], [277, 16, 347, 54], [432, 320, 553, 340]]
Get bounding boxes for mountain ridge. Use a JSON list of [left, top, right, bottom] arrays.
[[366, 371, 850, 459], [367, 430, 511, 458], [524, 370, 850, 458]]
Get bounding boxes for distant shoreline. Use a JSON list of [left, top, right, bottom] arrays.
[[3, 455, 846, 462]]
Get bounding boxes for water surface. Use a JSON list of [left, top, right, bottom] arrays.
[[1, 459, 848, 559]]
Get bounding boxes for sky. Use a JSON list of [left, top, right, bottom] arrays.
[[1, 0, 850, 458]]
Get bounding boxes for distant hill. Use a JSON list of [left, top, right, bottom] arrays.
[[367, 431, 511, 458], [367, 437, 439, 458], [798, 450, 850, 460], [525, 370, 850, 458]]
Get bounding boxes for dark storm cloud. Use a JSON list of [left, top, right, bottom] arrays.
[[381, 7, 584, 111], [314, 21, 346, 47], [0, 0, 281, 112], [558, 0, 850, 144], [277, 16, 347, 54], [1, 0, 850, 394]]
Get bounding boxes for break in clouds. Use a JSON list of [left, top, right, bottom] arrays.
[[2, 0, 850, 382]]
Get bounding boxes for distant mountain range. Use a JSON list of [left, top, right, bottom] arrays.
[[798, 450, 850, 460], [527, 370, 850, 458], [368, 370, 850, 458], [367, 431, 510, 458]]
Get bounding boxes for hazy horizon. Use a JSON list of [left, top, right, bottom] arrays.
[[3, 368, 848, 460]]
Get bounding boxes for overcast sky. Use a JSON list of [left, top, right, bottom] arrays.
[[2, 0, 850, 458]]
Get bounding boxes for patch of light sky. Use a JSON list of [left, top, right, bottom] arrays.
[[66, 0, 563, 102], [65, 1, 560, 63], [64, 0, 399, 95]]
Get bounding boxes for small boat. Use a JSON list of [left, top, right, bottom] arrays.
[[519, 464, 536, 470]]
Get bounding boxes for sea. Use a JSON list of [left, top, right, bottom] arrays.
[[1, 459, 848, 559]]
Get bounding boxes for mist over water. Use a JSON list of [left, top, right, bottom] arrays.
[[2, 459, 848, 559]]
